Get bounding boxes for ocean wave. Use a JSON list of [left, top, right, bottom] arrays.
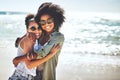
[[62, 42, 120, 56], [90, 18, 120, 26], [1, 13, 120, 56], [0, 11, 28, 15]]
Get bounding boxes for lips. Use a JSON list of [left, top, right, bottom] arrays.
[[46, 26, 51, 29], [35, 34, 40, 38]]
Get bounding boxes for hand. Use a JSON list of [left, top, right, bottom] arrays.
[[13, 57, 19, 67], [26, 32, 36, 42], [15, 34, 26, 47], [50, 44, 60, 54]]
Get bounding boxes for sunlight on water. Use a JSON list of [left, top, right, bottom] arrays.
[[1, 13, 120, 55], [61, 12, 120, 55], [0, 12, 120, 62], [0, 12, 120, 80]]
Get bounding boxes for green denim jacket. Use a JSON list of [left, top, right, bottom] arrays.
[[34, 31, 64, 80]]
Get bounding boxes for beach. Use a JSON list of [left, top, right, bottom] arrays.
[[1, 45, 120, 80], [0, 40, 120, 80], [57, 53, 120, 80], [0, 13, 120, 80]]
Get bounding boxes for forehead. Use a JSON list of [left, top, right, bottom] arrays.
[[28, 21, 39, 27], [29, 21, 38, 25], [40, 14, 51, 20]]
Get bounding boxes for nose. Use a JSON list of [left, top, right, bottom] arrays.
[[34, 29, 38, 33], [44, 22, 50, 26]]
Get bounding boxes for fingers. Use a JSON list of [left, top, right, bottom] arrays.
[[27, 32, 36, 42], [54, 44, 60, 50], [52, 44, 59, 50], [53, 43, 60, 48], [50, 44, 60, 53], [55, 44, 60, 48], [29, 33, 36, 40]]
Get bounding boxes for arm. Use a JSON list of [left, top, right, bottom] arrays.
[[13, 44, 60, 68], [13, 32, 36, 66], [13, 52, 37, 67], [15, 34, 26, 48], [25, 44, 60, 69], [15, 33, 36, 48], [35, 32, 64, 59]]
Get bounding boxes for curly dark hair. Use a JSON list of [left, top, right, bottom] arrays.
[[25, 14, 35, 29], [35, 2, 65, 31]]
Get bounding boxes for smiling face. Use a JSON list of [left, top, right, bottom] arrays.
[[27, 21, 42, 39], [39, 14, 54, 33]]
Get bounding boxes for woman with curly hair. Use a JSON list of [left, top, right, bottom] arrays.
[[34, 2, 65, 80], [13, 2, 65, 80]]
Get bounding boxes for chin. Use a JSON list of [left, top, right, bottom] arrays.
[[36, 36, 40, 39], [46, 30, 52, 33]]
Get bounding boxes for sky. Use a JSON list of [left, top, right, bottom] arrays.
[[0, 0, 120, 13]]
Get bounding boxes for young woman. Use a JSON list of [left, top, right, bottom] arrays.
[[9, 14, 42, 80], [9, 14, 60, 80], [13, 2, 65, 80], [34, 2, 65, 80]]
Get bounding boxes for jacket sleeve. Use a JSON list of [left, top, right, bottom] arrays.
[[34, 32, 64, 59]]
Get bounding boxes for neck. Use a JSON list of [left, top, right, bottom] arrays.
[[46, 31, 53, 36], [46, 32, 51, 35]]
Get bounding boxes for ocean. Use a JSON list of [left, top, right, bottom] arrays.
[[61, 12, 120, 55], [0, 12, 120, 80]]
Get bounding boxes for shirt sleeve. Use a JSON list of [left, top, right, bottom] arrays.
[[34, 32, 64, 59]]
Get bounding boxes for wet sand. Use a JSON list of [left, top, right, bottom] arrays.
[[1, 46, 120, 80], [56, 53, 120, 80], [0, 44, 16, 80]]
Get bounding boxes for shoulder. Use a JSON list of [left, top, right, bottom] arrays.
[[51, 32, 64, 38], [50, 31, 65, 42]]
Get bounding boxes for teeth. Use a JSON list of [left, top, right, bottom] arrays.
[[46, 26, 50, 28], [36, 34, 39, 36]]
